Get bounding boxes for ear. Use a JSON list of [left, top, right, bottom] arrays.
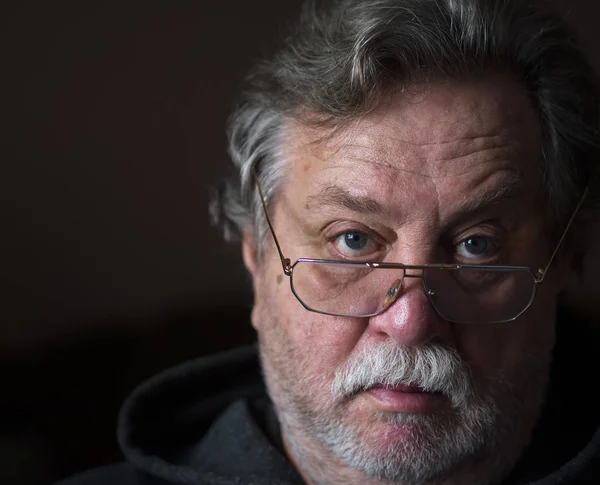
[[242, 230, 262, 332], [242, 230, 258, 276]]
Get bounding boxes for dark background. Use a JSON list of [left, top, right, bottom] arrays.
[[2, 1, 600, 484]]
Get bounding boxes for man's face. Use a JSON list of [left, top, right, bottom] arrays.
[[244, 75, 568, 484]]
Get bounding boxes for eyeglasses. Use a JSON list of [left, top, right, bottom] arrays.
[[255, 173, 587, 324]]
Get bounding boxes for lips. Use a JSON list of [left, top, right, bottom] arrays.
[[366, 383, 444, 413]]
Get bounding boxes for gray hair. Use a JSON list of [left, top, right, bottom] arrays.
[[211, 0, 599, 254]]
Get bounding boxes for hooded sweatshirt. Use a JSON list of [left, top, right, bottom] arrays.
[[59, 309, 600, 485]]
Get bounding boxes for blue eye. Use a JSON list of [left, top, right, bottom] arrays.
[[332, 229, 384, 259], [463, 236, 488, 255], [344, 232, 368, 250]]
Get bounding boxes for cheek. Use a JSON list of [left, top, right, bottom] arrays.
[[252, 264, 365, 386], [452, 297, 557, 385]]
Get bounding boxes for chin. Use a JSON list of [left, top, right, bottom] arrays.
[[314, 389, 524, 484]]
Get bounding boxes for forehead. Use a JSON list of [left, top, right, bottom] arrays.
[[279, 75, 541, 216]]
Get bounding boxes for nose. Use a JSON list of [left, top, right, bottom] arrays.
[[367, 276, 450, 347]]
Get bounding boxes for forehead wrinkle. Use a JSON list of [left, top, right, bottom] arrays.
[[325, 151, 517, 188], [327, 132, 522, 181], [374, 128, 511, 149]]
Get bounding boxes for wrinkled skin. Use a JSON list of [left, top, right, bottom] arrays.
[[243, 74, 570, 485]]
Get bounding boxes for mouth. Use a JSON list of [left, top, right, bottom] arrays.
[[366, 383, 445, 413]]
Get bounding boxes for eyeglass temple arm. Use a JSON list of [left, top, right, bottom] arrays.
[[535, 186, 588, 284], [254, 169, 292, 275]]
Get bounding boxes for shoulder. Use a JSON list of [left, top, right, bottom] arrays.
[[55, 463, 139, 485]]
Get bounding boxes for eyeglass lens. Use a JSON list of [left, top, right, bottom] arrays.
[[290, 261, 536, 323]]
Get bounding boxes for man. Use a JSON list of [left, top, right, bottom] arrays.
[[61, 0, 600, 484]]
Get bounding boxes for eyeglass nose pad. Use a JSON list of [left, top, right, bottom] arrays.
[[381, 278, 404, 310]]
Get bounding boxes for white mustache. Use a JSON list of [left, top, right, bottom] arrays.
[[332, 341, 471, 408]]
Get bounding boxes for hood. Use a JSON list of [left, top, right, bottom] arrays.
[[117, 345, 289, 484], [506, 307, 600, 484]]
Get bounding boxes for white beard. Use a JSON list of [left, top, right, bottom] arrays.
[[261, 334, 548, 485]]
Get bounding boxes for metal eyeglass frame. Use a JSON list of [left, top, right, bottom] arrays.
[[254, 171, 588, 323]]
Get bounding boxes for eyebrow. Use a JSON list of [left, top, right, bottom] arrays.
[[458, 175, 526, 215], [305, 176, 526, 218], [305, 186, 386, 215]]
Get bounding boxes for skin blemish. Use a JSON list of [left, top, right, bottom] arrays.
[[276, 274, 284, 285]]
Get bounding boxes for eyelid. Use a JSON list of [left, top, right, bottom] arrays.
[[324, 221, 389, 243], [452, 221, 508, 243]]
